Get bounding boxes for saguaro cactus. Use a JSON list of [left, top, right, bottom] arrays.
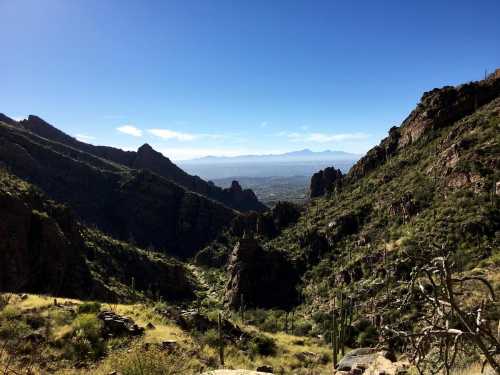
[[218, 311, 225, 366]]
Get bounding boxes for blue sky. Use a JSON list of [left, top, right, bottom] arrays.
[[1, 0, 499, 160]]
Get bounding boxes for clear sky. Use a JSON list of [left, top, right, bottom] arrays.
[[1, 0, 499, 160]]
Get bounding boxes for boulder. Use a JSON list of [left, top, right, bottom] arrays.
[[336, 348, 396, 372], [98, 311, 144, 337], [255, 365, 273, 373]]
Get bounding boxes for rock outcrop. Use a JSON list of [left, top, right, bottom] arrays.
[[0, 169, 197, 301], [310, 167, 343, 198], [98, 311, 145, 337], [232, 201, 301, 239], [0, 187, 92, 297], [335, 347, 408, 375], [347, 73, 500, 182], [225, 234, 300, 309]]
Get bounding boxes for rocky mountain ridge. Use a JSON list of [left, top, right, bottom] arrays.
[[261, 73, 500, 325], [0, 119, 236, 257], [4, 114, 266, 213]]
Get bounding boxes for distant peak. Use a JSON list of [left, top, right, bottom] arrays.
[[137, 143, 154, 153], [230, 180, 243, 192], [27, 114, 45, 122]]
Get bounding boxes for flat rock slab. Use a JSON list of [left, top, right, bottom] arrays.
[[201, 371, 272, 375]]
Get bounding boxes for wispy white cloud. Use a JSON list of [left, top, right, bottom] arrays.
[[148, 128, 226, 142], [75, 134, 96, 142], [277, 131, 369, 143], [117, 125, 142, 137], [147, 129, 196, 141], [260, 121, 268, 128], [306, 132, 369, 142], [157, 147, 249, 160]]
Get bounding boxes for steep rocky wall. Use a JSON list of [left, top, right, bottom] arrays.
[[225, 235, 300, 309]]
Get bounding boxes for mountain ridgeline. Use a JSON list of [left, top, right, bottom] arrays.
[[9, 115, 266, 213], [0, 115, 267, 259]]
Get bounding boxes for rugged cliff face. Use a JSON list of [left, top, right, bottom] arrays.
[[0, 181, 92, 297], [11, 115, 265, 213], [347, 75, 500, 183], [0, 169, 197, 300], [225, 234, 300, 310], [310, 167, 343, 198], [0, 121, 235, 257]]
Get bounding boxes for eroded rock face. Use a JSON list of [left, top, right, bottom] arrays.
[[0, 190, 92, 297], [225, 235, 299, 310], [347, 74, 500, 182], [310, 167, 343, 198], [231, 201, 301, 239], [0, 170, 197, 301]]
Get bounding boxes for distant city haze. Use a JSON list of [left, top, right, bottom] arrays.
[[179, 149, 359, 179]]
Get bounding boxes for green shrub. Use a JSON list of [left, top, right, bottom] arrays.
[[72, 313, 102, 341], [111, 346, 197, 375], [0, 318, 30, 340], [293, 320, 313, 336], [0, 305, 18, 320], [64, 313, 106, 360], [201, 328, 220, 348], [77, 302, 102, 314], [356, 324, 378, 347], [249, 333, 277, 356]]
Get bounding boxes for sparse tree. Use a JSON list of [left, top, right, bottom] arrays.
[[385, 256, 500, 374]]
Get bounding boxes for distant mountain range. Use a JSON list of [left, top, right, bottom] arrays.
[[178, 149, 360, 180], [182, 149, 360, 164]]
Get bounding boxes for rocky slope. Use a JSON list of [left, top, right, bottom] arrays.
[[262, 74, 500, 324], [7, 114, 266, 212], [0, 119, 236, 257], [0, 169, 197, 300]]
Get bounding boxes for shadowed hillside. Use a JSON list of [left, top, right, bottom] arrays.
[[9, 115, 266, 213], [0, 119, 236, 257]]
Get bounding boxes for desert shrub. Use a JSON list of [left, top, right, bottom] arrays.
[[25, 313, 46, 330], [72, 314, 102, 341], [77, 302, 102, 314], [292, 320, 313, 336], [249, 333, 277, 356], [0, 294, 12, 311], [0, 318, 30, 340], [0, 305, 18, 320], [355, 321, 378, 347], [201, 328, 220, 348], [110, 345, 198, 375], [64, 313, 105, 360], [51, 309, 74, 325]]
